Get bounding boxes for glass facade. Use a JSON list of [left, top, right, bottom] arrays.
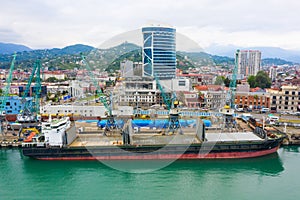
[[142, 26, 176, 79]]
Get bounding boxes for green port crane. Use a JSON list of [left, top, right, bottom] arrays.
[[155, 76, 173, 111], [0, 53, 17, 115], [155, 76, 182, 134], [0, 53, 17, 135], [80, 54, 118, 133], [18, 59, 42, 122], [226, 50, 239, 109]]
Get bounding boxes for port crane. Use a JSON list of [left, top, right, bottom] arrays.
[[220, 50, 239, 131], [226, 49, 239, 109], [155, 77, 182, 134], [0, 53, 17, 135], [80, 54, 118, 133], [17, 59, 42, 123]]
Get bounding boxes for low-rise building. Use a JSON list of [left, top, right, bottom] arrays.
[[118, 77, 157, 108], [268, 85, 300, 113], [43, 71, 66, 80], [235, 92, 270, 110], [195, 85, 226, 110], [181, 91, 202, 108]]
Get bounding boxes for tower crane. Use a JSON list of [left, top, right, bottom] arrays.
[[0, 53, 17, 135], [17, 59, 42, 123], [80, 54, 118, 133]]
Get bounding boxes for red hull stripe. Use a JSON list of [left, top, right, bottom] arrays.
[[38, 147, 279, 160]]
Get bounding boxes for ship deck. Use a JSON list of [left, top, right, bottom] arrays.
[[69, 119, 264, 147], [69, 131, 263, 148], [205, 132, 263, 142]]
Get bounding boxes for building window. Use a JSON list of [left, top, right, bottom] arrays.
[[292, 91, 295, 95], [285, 91, 289, 95], [178, 80, 186, 86]]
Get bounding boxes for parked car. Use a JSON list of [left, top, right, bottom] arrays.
[[260, 108, 270, 113], [291, 112, 300, 116]]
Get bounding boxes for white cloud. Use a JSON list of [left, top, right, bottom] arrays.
[[0, 0, 299, 50]]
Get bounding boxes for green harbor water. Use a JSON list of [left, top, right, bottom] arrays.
[[1, 147, 300, 200]]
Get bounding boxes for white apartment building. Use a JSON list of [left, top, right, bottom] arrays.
[[269, 66, 278, 82], [237, 50, 261, 76]]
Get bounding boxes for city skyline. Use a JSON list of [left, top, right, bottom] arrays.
[[1, 0, 300, 50]]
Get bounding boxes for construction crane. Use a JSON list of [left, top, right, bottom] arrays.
[[17, 59, 42, 123], [0, 53, 17, 135], [226, 49, 239, 109], [155, 76, 182, 134], [80, 54, 118, 133]]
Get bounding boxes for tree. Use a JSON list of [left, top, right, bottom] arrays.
[[46, 77, 58, 83], [247, 71, 271, 89], [215, 76, 225, 85], [255, 71, 271, 89], [224, 77, 230, 87], [247, 75, 256, 88]]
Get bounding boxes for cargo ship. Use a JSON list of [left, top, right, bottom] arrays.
[[22, 106, 286, 160]]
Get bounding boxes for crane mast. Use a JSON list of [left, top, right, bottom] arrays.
[[227, 50, 239, 109]]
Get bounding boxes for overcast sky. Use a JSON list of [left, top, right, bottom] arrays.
[[1, 0, 300, 50]]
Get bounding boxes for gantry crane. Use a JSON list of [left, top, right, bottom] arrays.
[[81, 54, 118, 133], [17, 59, 42, 123], [0, 53, 17, 135]]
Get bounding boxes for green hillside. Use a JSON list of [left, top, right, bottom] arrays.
[[0, 42, 296, 72]]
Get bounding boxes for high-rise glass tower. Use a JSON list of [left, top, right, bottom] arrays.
[[142, 26, 176, 79]]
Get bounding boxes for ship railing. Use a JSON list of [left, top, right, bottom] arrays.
[[22, 142, 45, 148]]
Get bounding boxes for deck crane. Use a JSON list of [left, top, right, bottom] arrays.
[[0, 53, 17, 135], [80, 54, 118, 133], [17, 59, 42, 123], [155, 77, 182, 134]]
